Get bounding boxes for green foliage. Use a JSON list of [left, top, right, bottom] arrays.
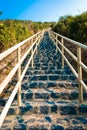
[[0, 20, 52, 52], [52, 12, 87, 43]]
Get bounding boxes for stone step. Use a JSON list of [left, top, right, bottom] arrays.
[[2, 87, 87, 109], [25, 69, 72, 75], [28, 65, 70, 71], [23, 74, 76, 82], [28, 66, 62, 71], [0, 81, 79, 106], [22, 88, 87, 101], [22, 81, 78, 89], [1, 114, 87, 130], [5, 100, 87, 116], [33, 61, 61, 66], [33, 59, 61, 64]]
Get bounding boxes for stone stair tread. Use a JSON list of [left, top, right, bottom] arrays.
[[10, 99, 81, 109], [25, 80, 78, 85], [24, 87, 79, 100], [26, 69, 72, 75], [21, 81, 78, 90], [26, 87, 78, 93], [1, 114, 87, 130], [27, 67, 71, 71], [47, 87, 77, 92], [24, 74, 75, 77], [24, 100, 78, 106], [6, 98, 86, 116], [11, 100, 81, 110], [11, 99, 76, 106], [28, 74, 76, 82], [27, 88, 50, 93]]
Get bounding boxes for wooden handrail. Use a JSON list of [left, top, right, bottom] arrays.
[[51, 31, 87, 50], [49, 30, 87, 103], [0, 30, 43, 127], [0, 32, 41, 61]]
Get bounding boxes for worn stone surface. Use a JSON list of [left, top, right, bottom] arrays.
[[76, 116, 87, 124], [79, 105, 87, 114], [47, 82, 57, 88], [0, 125, 11, 130], [49, 75, 60, 80], [40, 106, 49, 114], [35, 93, 49, 99], [60, 105, 77, 115], [66, 126, 84, 130], [28, 125, 47, 130], [13, 124, 27, 130], [0, 99, 6, 106], [45, 116, 52, 122], [51, 92, 60, 98], [51, 125, 64, 130], [7, 108, 16, 115], [20, 104, 33, 114], [70, 91, 78, 100], [29, 82, 37, 88], [51, 105, 58, 113], [26, 93, 33, 100]]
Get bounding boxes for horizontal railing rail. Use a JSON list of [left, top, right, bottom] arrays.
[[0, 30, 44, 127], [49, 30, 87, 103]]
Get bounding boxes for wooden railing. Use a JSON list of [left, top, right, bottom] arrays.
[[0, 30, 44, 127], [49, 30, 87, 103]]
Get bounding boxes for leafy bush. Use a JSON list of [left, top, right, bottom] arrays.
[[52, 12, 87, 43], [0, 20, 52, 52]]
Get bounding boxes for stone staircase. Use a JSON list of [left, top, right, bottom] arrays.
[[0, 32, 87, 130]]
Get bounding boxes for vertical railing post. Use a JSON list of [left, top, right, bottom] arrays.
[[42, 29, 44, 38], [53, 33, 54, 42], [77, 46, 83, 103], [36, 43, 37, 54], [39, 33, 41, 43], [61, 38, 64, 69], [36, 34, 38, 54], [17, 46, 21, 106], [51, 32, 54, 43], [49, 30, 50, 38], [56, 34, 57, 52], [32, 48, 34, 67], [31, 38, 34, 68]]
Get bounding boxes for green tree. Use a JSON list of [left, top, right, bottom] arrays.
[[0, 19, 52, 52], [52, 12, 87, 43]]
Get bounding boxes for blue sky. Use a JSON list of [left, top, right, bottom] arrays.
[[0, 0, 87, 22]]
